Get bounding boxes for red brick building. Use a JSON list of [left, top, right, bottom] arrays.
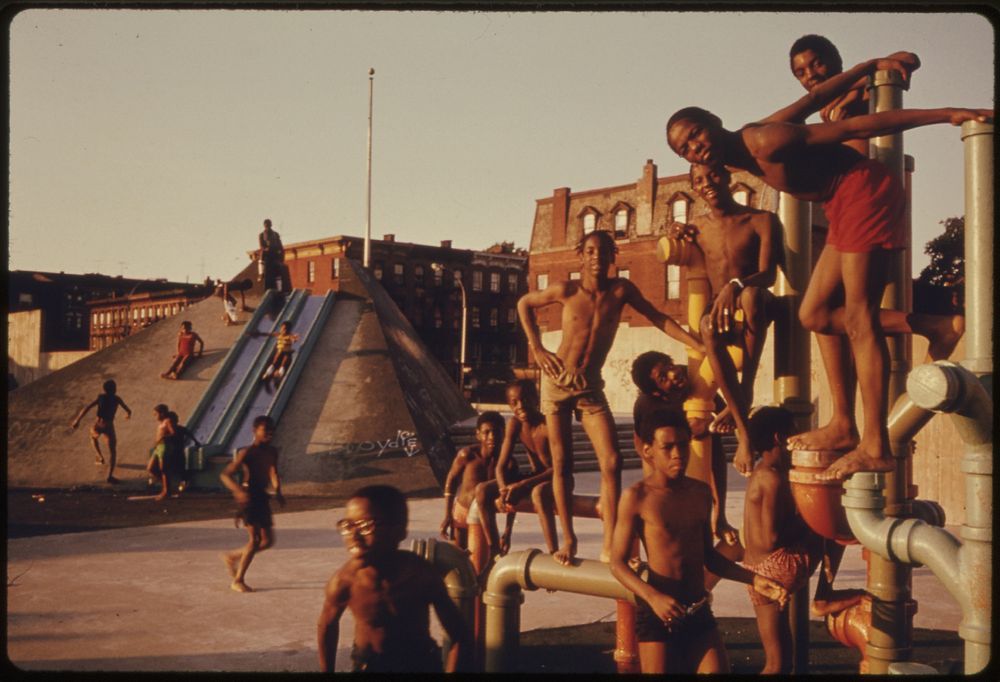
[[274, 234, 528, 400], [88, 284, 213, 350]]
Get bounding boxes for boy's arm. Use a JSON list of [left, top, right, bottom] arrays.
[[761, 52, 920, 124], [117, 396, 133, 419], [195, 333, 204, 355], [317, 571, 351, 672], [269, 452, 285, 507], [709, 213, 781, 333], [495, 419, 519, 492], [517, 286, 567, 379], [608, 487, 687, 621], [623, 280, 705, 353], [220, 448, 249, 502], [71, 399, 99, 427], [801, 107, 993, 148], [440, 451, 468, 537]]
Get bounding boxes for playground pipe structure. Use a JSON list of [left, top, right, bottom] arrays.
[[843, 119, 993, 675], [409, 537, 478, 672], [483, 548, 636, 672]]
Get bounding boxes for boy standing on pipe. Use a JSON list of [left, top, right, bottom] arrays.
[[610, 409, 788, 673], [768, 41, 967, 462], [518, 230, 704, 565], [319, 485, 471, 672], [665, 101, 990, 481], [682, 162, 783, 478]]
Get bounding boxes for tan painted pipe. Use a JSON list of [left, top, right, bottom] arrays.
[[483, 549, 636, 672], [510, 492, 600, 519]]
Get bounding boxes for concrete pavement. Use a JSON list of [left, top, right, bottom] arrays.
[[7, 467, 963, 672]]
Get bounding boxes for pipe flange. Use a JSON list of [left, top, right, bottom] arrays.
[[960, 525, 992, 543], [481, 591, 525, 607], [843, 472, 886, 491]]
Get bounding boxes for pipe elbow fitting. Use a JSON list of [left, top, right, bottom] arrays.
[[907, 362, 993, 446], [484, 549, 539, 604], [427, 537, 479, 599]]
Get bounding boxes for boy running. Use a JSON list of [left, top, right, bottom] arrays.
[[71, 379, 131, 483], [220, 415, 285, 593], [161, 321, 204, 380], [518, 230, 704, 564], [318, 485, 471, 672], [609, 409, 787, 673], [665, 98, 989, 480]]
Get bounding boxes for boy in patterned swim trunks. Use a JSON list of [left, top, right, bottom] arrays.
[[440, 412, 508, 557], [145, 404, 175, 500], [71, 378, 132, 483], [518, 230, 704, 566], [219, 415, 285, 593], [666, 92, 989, 481], [610, 409, 787, 673], [318, 485, 471, 672]]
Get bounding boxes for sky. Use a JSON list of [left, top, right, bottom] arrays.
[[8, 9, 995, 284]]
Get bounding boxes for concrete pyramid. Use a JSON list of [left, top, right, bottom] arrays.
[[7, 259, 474, 496]]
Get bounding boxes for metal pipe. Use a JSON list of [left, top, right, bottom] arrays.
[[960, 120, 993, 378], [409, 537, 478, 671], [363, 68, 374, 269], [844, 362, 993, 673], [483, 549, 636, 672]]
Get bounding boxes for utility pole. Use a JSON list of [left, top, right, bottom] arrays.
[[364, 67, 374, 268]]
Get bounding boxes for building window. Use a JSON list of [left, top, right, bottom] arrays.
[[454, 269, 463, 288], [453, 314, 460, 330], [434, 308, 443, 329], [507, 273, 518, 294], [414, 265, 425, 285], [618, 268, 630, 280], [509, 344, 518, 363], [536, 273, 548, 290], [489, 272, 500, 293], [307, 261, 316, 283], [667, 264, 681, 299], [471, 342, 482, 361], [615, 209, 628, 237], [471, 306, 481, 329], [507, 308, 517, 326], [434, 266, 443, 286], [671, 199, 688, 224], [489, 308, 498, 327], [18, 293, 33, 305], [583, 213, 596, 234], [374, 262, 384, 280], [472, 270, 484, 292], [569, 271, 581, 281], [393, 263, 404, 284], [333, 258, 340, 279]]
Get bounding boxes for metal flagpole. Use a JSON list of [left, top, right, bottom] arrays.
[[364, 68, 374, 268]]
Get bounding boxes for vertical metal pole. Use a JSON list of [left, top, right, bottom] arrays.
[[960, 119, 993, 674], [862, 68, 913, 675], [364, 68, 374, 269], [775, 192, 813, 674], [459, 279, 468, 388]]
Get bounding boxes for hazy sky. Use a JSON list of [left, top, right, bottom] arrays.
[[9, 9, 994, 283]]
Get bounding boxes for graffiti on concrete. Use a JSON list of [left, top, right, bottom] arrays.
[[319, 429, 421, 459]]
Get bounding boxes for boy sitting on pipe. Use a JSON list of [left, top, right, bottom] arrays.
[[665, 98, 990, 481], [518, 230, 704, 565], [490, 379, 559, 556], [318, 485, 471, 672], [610, 409, 788, 673]]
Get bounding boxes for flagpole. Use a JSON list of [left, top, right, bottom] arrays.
[[364, 67, 374, 269]]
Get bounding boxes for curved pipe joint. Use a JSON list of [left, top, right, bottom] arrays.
[[410, 538, 478, 670], [906, 362, 992, 446]]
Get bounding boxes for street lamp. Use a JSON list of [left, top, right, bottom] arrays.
[[431, 262, 467, 386]]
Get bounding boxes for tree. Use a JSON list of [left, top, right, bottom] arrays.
[[915, 216, 963, 314]]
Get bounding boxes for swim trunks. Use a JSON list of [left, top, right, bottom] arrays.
[[823, 158, 906, 253], [635, 593, 718, 644], [540, 369, 612, 418], [239, 489, 273, 529], [91, 417, 115, 438], [452, 498, 470, 529], [467, 498, 481, 525], [351, 639, 443, 673], [151, 442, 168, 463], [744, 544, 810, 606]]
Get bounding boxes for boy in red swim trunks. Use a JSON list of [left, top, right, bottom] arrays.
[[161, 321, 204, 380], [71, 379, 132, 483], [666, 97, 990, 481]]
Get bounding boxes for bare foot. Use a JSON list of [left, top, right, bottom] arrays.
[[924, 314, 965, 361], [599, 549, 612, 563], [812, 589, 865, 617], [817, 445, 894, 481], [709, 407, 736, 434], [787, 421, 858, 452], [95, 456, 105, 465], [230, 581, 253, 593], [732, 441, 753, 477], [221, 553, 239, 578], [553, 538, 578, 566], [106, 476, 119, 484]]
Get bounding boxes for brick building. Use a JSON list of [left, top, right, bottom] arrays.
[[88, 284, 214, 350], [273, 234, 529, 400]]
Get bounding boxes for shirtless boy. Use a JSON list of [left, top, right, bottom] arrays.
[[609, 409, 787, 673], [440, 411, 512, 556], [684, 162, 783, 476], [167, 411, 200, 494], [492, 379, 558, 555], [766, 43, 967, 462], [518, 230, 704, 565], [220, 415, 286, 592], [161, 321, 204, 380], [146, 403, 175, 500], [318, 485, 471, 672], [71, 378, 131, 483], [666, 97, 989, 480]]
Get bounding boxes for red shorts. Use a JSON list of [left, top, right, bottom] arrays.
[[745, 545, 810, 606], [823, 158, 905, 253]]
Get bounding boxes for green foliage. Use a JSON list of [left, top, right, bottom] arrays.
[[918, 216, 964, 287]]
